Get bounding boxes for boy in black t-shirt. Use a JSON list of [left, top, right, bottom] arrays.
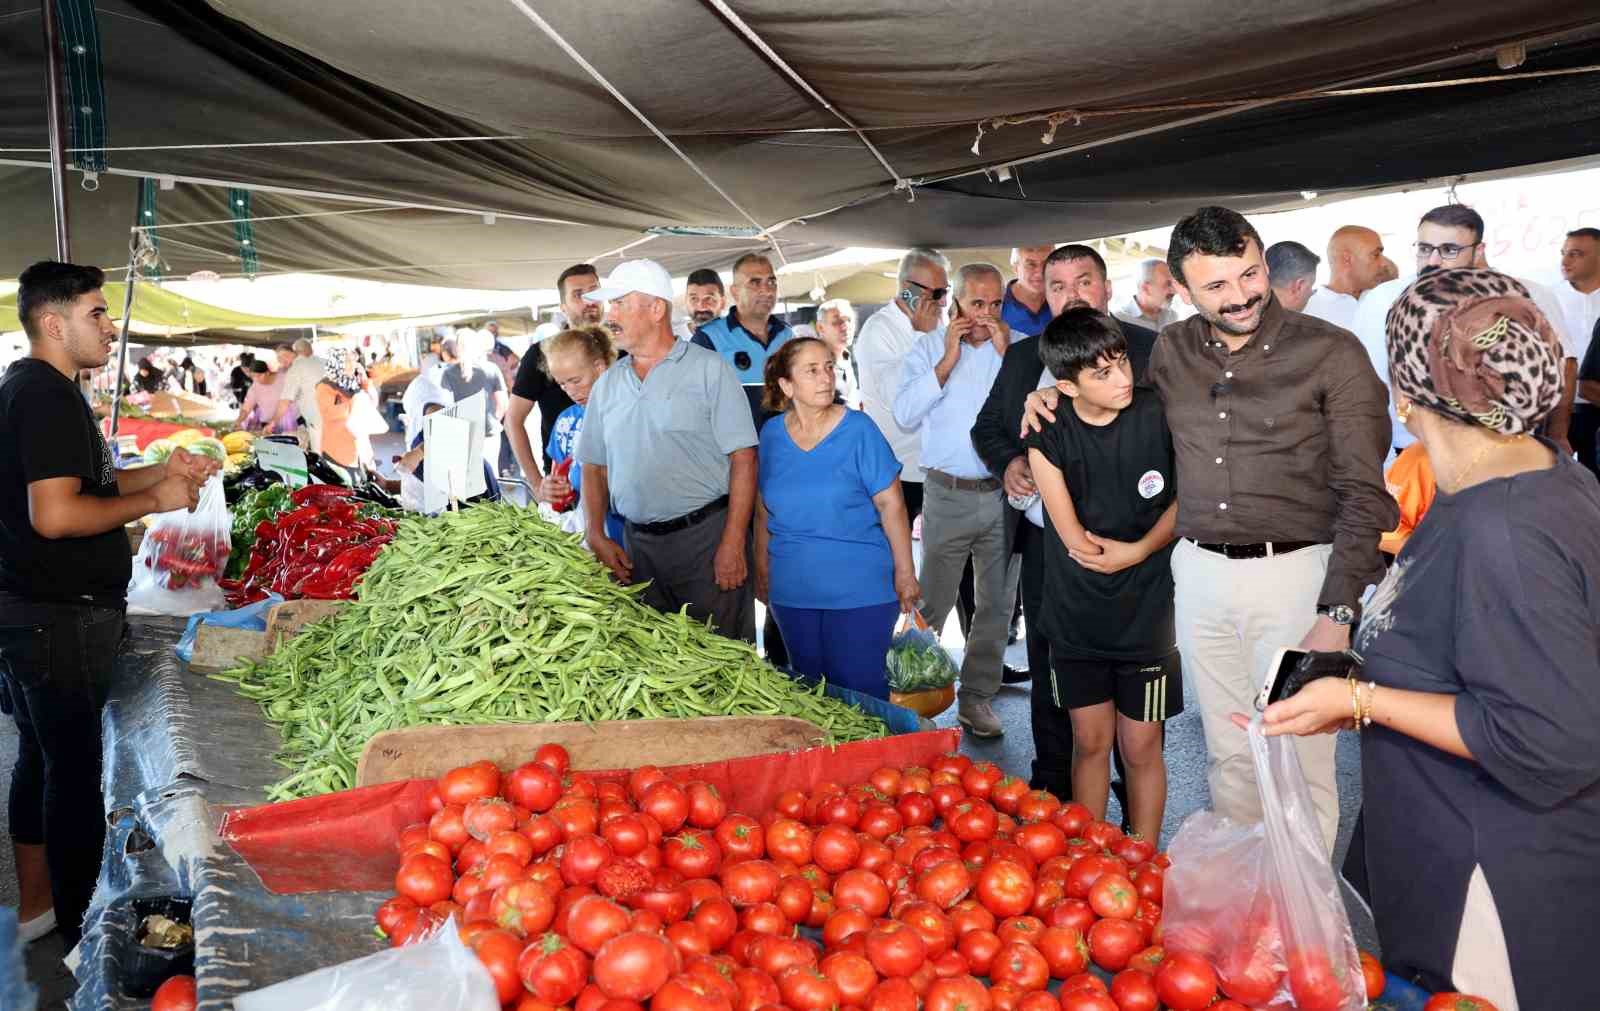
[[1023, 306, 1181, 840]]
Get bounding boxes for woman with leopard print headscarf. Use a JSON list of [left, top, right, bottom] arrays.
[[1256, 268, 1600, 1008]]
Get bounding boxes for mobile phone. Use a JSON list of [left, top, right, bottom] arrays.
[[1256, 647, 1309, 711], [900, 288, 922, 312]]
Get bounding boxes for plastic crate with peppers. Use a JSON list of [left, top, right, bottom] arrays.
[[220, 485, 398, 607]]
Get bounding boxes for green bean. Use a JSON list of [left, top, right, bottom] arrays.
[[211, 502, 885, 797]]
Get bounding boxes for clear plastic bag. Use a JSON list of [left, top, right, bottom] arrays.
[[127, 475, 230, 615], [1162, 719, 1365, 1010], [234, 924, 499, 1011], [885, 609, 958, 693]]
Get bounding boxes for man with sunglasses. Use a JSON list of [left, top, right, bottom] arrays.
[[692, 253, 795, 428], [1352, 205, 1574, 455]]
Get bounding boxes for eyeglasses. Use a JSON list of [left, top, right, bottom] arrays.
[[906, 279, 950, 301], [1414, 241, 1480, 262]]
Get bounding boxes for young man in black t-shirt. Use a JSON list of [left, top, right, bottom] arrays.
[[0, 262, 215, 948], [1023, 307, 1181, 841]]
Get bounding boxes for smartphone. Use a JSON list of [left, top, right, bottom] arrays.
[[1256, 647, 1309, 711]]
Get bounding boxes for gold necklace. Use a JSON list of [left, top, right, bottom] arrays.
[[1451, 434, 1525, 490]]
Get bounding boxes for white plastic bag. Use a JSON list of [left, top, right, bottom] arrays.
[[235, 925, 498, 1011], [1162, 720, 1365, 1010], [127, 475, 229, 616]]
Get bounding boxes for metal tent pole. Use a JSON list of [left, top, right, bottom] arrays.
[[40, 0, 71, 260], [106, 218, 144, 455]]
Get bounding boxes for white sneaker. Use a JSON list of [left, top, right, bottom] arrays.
[[19, 907, 56, 943]]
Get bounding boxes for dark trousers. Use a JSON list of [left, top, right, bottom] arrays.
[[0, 595, 126, 948], [627, 507, 755, 642], [1573, 405, 1600, 480]]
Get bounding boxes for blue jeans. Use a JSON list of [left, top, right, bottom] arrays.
[[771, 602, 900, 699], [0, 594, 125, 948]]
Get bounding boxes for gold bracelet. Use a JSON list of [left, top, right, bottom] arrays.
[[1349, 677, 1362, 733], [1363, 681, 1377, 727]]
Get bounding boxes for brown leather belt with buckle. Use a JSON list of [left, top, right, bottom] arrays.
[[1193, 540, 1318, 560], [925, 468, 1001, 493]]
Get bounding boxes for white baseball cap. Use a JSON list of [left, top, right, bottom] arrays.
[[585, 259, 674, 303], [532, 321, 564, 344]]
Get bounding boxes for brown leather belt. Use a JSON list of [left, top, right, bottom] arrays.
[[925, 468, 1001, 493]]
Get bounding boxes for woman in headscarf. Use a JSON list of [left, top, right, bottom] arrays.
[[1257, 269, 1600, 1008], [314, 347, 366, 470]]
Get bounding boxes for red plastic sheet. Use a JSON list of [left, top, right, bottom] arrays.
[[221, 728, 961, 894], [103, 417, 216, 452]]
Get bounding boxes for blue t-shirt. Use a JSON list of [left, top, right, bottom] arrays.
[[1001, 281, 1053, 337], [758, 409, 901, 609], [547, 404, 625, 543]]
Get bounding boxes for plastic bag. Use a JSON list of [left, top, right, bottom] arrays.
[[234, 924, 498, 1011], [885, 610, 958, 693], [1162, 719, 1365, 1010], [128, 475, 230, 615], [174, 592, 285, 663]]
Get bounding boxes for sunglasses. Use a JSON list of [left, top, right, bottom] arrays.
[[906, 279, 950, 301]]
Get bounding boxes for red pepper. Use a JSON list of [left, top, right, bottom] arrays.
[[551, 457, 579, 513], [290, 484, 354, 507]]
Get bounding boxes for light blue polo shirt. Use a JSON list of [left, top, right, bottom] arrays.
[[576, 341, 757, 524]]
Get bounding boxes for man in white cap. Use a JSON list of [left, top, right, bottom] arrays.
[[576, 259, 759, 640]]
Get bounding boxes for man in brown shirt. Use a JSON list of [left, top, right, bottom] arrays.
[[1026, 206, 1395, 850]]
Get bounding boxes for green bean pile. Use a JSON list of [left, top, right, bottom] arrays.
[[214, 503, 886, 799]]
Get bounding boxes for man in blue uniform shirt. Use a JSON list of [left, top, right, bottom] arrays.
[[692, 253, 794, 426]]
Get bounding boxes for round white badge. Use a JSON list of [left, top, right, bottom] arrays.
[[1137, 470, 1165, 499]]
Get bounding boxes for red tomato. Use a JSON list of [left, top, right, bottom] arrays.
[[395, 853, 454, 907], [1124, 945, 1164, 976], [467, 927, 528, 1004], [1129, 863, 1163, 905], [375, 895, 419, 936], [750, 935, 819, 977], [822, 908, 873, 951], [534, 742, 570, 776], [987, 980, 1025, 1011], [428, 804, 470, 852], [858, 803, 903, 841], [1060, 972, 1108, 995], [562, 833, 615, 886], [666, 920, 713, 959], [731, 967, 782, 1011], [988, 776, 1029, 813], [930, 949, 969, 979], [690, 896, 737, 949], [947, 899, 996, 938], [507, 761, 564, 813], [896, 793, 937, 829], [833, 868, 892, 917], [1361, 951, 1386, 999], [519, 932, 592, 1005], [773, 790, 808, 819], [1081, 821, 1124, 850], [1209, 1003, 1249, 1011], [813, 793, 862, 828], [740, 901, 790, 936], [1216, 938, 1280, 1005], [1111, 835, 1155, 866], [666, 831, 724, 880], [653, 974, 733, 1011], [1087, 918, 1144, 973], [628, 765, 668, 802], [930, 783, 967, 817], [594, 930, 681, 1001], [1154, 951, 1218, 1010], [976, 860, 1035, 918], [525, 813, 564, 856], [866, 976, 921, 1011], [995, 915, 1044, 949], [915, 859, 973, 910], [151, 974, 196, 1011], [1057, 991, 1117, 1011], [488, 829, 535, 866], [865, 922, 927, 978], [630, 882, 693, 925], [1087, 874, 1137, 921], [960, 762, 1003, 799], [1063, 855, 1118, 901], [1036, 926, 1088, 979], [1014, 822, 1068, 865], [678, 781, 725, 829], [438, 761, 500, 806], [566, 895, 633, 954], [552, 797, 600, 839], [899, 900, 955, 957], [924, 975, 992, 1011], [722, 860, 782, 908], [956, 929, 1001, 976], [1015, 791, 1061, 824], [1286, 947, 1347, 1011], [716, 815, 767, 862], [1050, 803, 1093, 839], [948, 801, 999, 844], [775, 877, 814, 924], [777, 965, 841, 1011], [492, 880, 558, 936], [765, 819, 815, 865], [812, 824, 862, 873], [989, 941, 1050, 992], [1046, 898, 1096, 936], [1423, 995, 1500, 1011], [599, 814, 649, 858], [1109, 969, 1159, 1011], [642, 781, 691, 834], [820, 950, 879, 1006]]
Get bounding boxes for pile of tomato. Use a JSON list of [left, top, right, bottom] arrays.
[[375, 748, 1394, 1011]]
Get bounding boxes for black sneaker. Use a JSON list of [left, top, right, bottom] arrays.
[[1001, 665, 1030, 685]]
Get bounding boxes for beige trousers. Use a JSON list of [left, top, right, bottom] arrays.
[[1171, 538, 1341, 853]]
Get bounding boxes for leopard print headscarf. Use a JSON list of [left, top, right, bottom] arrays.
[[1385, 268, 1562, 436]]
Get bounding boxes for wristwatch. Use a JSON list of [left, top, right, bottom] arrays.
[[1317, 604, 1357, 626]]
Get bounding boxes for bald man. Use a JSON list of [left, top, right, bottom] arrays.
[[1303, 226, 1385, 330]]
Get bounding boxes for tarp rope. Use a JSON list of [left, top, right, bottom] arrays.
[[499, 0, 788, 265], [698, 0, 922, 202]]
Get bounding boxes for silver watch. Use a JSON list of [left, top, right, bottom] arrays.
[[1318, 604, 1356, 626]]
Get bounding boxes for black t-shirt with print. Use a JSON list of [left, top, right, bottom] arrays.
[[0, 359, 131, 601], [1023, 388, 1176, 660]]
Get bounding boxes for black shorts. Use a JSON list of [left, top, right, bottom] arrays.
[[1048, 650, 1182, 722]]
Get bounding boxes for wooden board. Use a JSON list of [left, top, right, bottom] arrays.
[[185, 599, 345, 672], [355, 716, 826, 787]]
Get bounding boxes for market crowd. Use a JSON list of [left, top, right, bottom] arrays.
[[3, 202, 1600, 1005]]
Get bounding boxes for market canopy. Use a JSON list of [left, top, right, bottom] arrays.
[[1, 3, 1598, 288]]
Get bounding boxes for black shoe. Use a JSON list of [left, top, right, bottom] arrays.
[[1001, 665, 1029, 685], [1109, 778, 1132, 833]]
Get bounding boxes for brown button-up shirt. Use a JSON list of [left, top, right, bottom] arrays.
[[1147, 297, 1398, 613]]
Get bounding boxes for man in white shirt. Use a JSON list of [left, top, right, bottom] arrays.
[[855, 248, 947, 524], [271, 337, 326, 452], [1111, 258, 1180, 332], [1302, 225, 1385, 330], [1264, 241, 1319, 312], [893, 262, 1011, 738], [1557, 228, 1600, 474], [1352, 204, 1574, 454]]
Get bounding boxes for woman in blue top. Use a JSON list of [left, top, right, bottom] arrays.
[[754, 337, 919, 698], [536, 327, 626, 543]]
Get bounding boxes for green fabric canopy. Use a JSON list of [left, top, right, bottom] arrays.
[[0, 280, 395, 338]]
